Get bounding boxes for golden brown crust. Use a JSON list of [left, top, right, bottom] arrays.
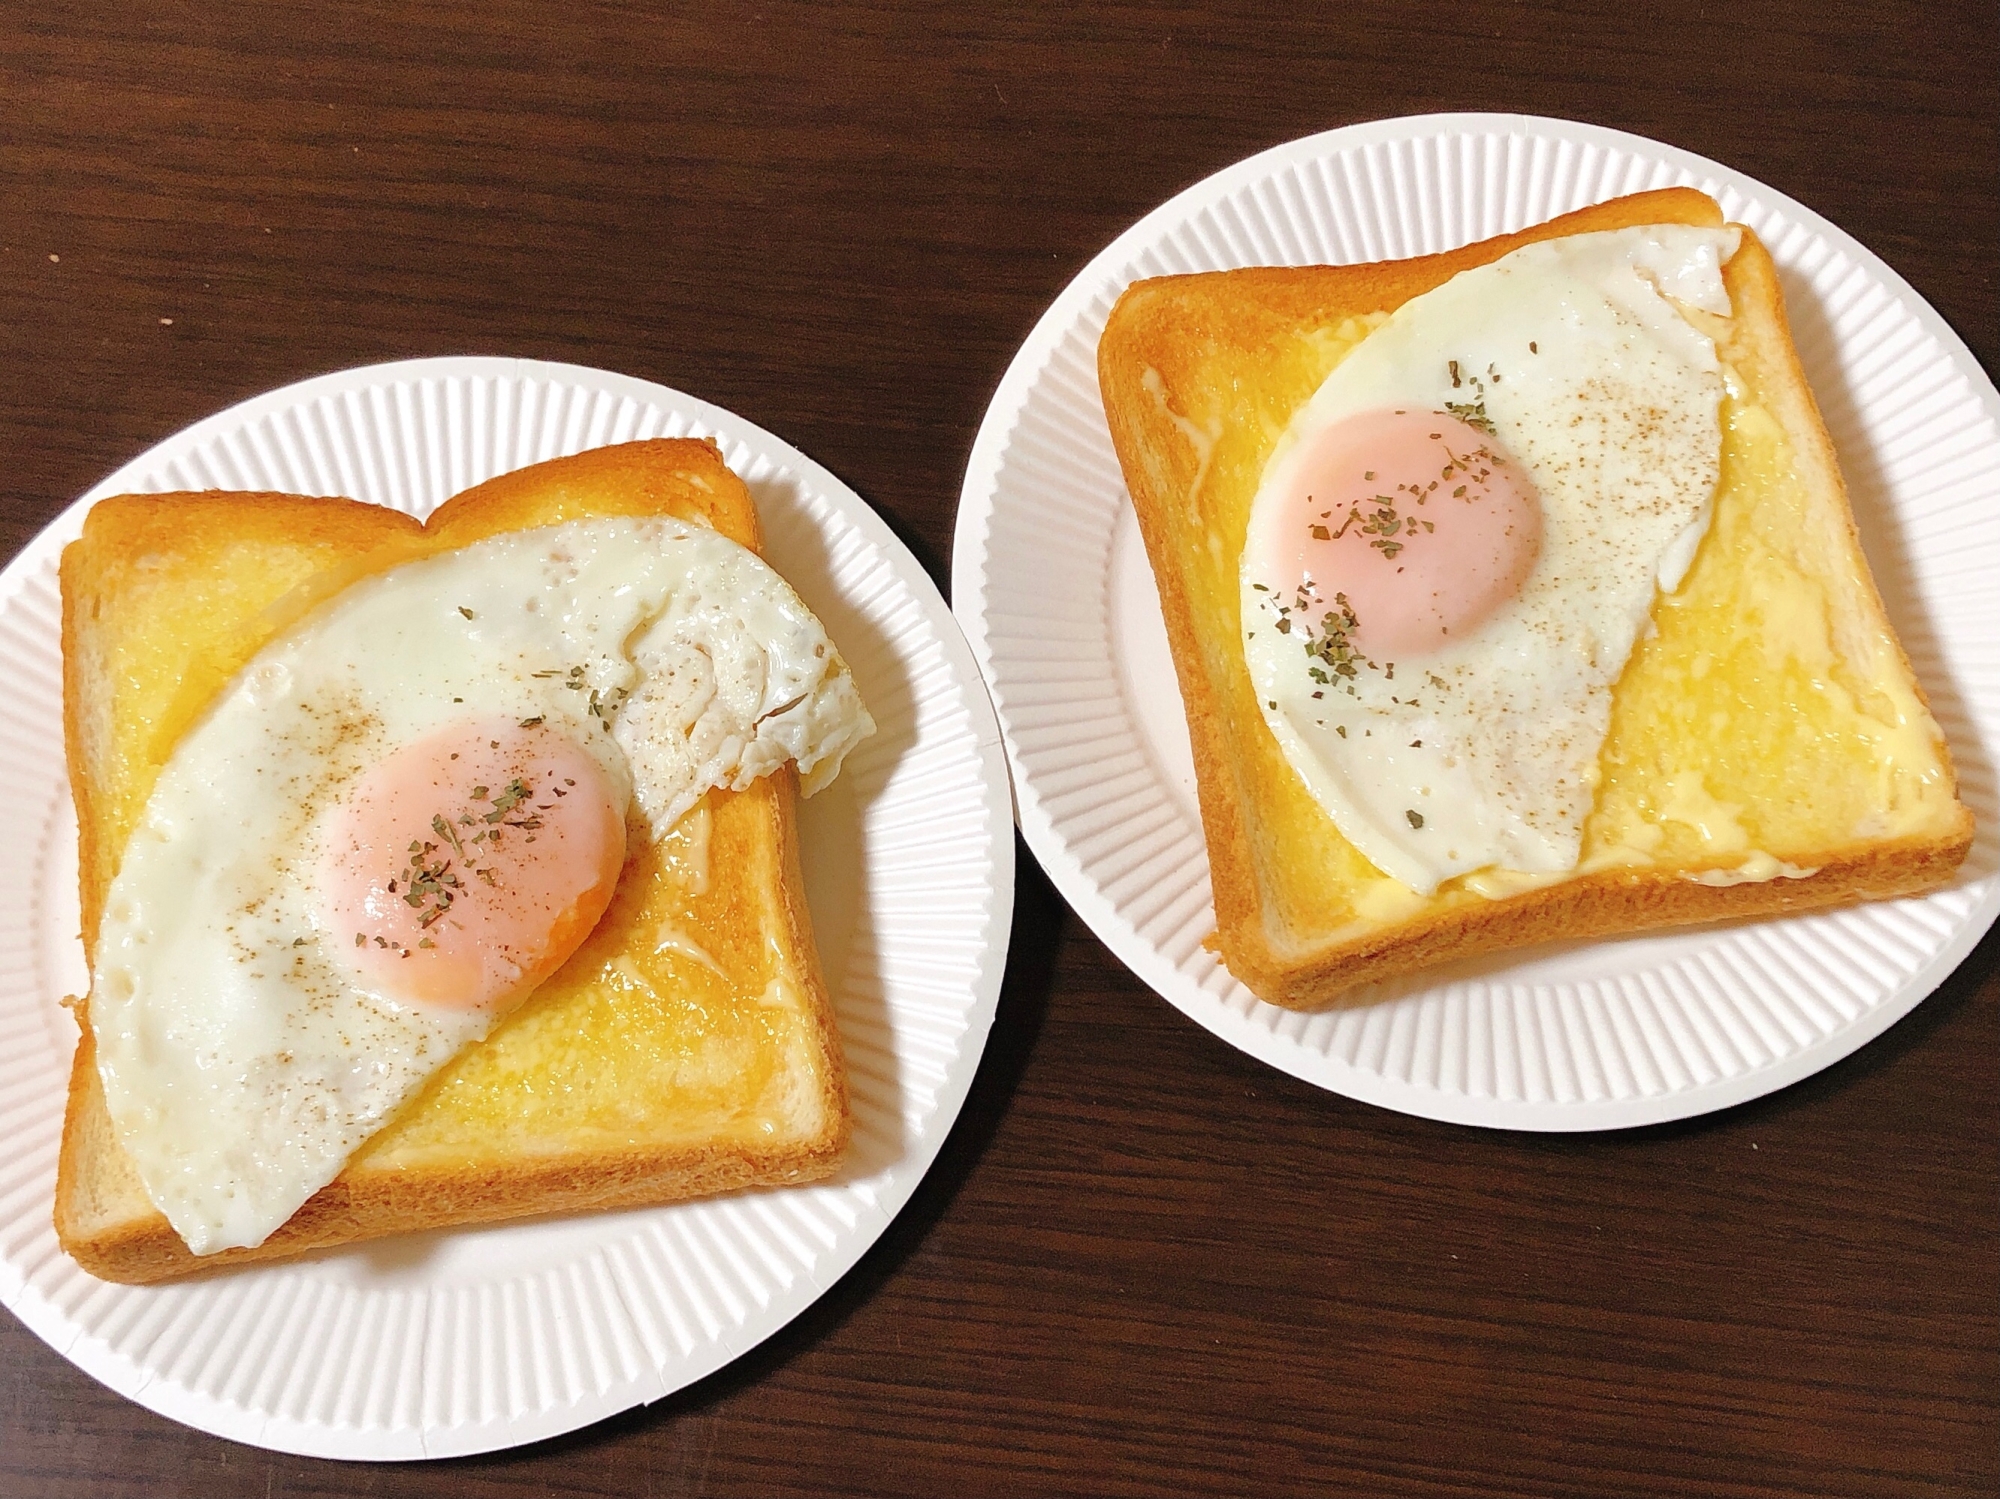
[[425, 438, 762, 553], [1099, 190, 1972, 1010], [1225, 834, 1971, 1008], [56, 439, 849, 1283]]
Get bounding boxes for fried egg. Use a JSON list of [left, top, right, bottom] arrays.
[[1241, 224, 1740, 895], [91, 515, 873, 1254]]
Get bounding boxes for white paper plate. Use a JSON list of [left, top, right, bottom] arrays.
[[0, 357, 1014, 1458], [953, 113, 2000, 1130]]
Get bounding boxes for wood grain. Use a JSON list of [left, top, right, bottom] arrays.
[[2, 2, 1994, 1495]]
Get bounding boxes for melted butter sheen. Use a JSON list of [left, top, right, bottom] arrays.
[[1580, 364, 1956, 875], [358, 788, 806, 1166], [1153, 312, 1393, 938], [1178, 268, 1956, 936]]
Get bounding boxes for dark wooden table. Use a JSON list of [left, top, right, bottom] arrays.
[[3, 4, 1994, 1495]]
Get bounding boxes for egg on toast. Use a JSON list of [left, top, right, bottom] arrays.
[[1097, 188, 1973, 1009], [57, 439, 863, 1283]]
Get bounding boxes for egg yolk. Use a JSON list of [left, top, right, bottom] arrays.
[[318, 719, 626, 1014], [1264, 407, 1541, 660]]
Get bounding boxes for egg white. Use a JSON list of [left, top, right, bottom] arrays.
[[1241, 224, 1740, 895], [91, 515, 872, 1254]]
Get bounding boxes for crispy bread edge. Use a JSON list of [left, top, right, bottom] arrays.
[[1099, 192, 1971, 1010], [56, 439, 850, 1283]]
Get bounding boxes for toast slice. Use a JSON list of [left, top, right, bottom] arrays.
[[56, 439, 850, 1283], [1099, 188, 1973, 1009]]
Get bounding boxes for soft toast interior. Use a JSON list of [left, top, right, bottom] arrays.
[[1098, 188, 1972, 1008], [56, 438, 849, 1284]]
